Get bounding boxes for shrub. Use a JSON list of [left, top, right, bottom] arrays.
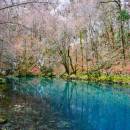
[[41, 66, 54, 77]]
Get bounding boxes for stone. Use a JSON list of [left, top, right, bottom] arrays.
[[57, 121, 71, 128], [0, 116, 7, 124], [0, 78, 6, 84], [12, 104, 24, 112]]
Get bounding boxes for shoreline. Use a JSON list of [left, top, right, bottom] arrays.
[[61, 73, 130, 86], [1, 73, 130, 88]]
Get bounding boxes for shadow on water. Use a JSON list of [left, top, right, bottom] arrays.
[[1, 77, 130, 130]]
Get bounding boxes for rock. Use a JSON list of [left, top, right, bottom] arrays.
[[57, 121, 71, 128], [0, 84, 8, 92], [0, 93, 5, 98], [41, 125, 48, 129], [0, 78, 6, 84], [12, 104, 24, 112], [0, 116, 8, 124], [49, 120, 55, 123]]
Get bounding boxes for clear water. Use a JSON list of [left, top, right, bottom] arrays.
[[1, 77, 130, 130]]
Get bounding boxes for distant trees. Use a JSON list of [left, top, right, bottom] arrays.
[[0, 0, 130, 75]]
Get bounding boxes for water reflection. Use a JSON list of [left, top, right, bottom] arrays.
[[3, 78, 130, 130]]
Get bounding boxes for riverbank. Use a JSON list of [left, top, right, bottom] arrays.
[[61, 73, 130, 85], [2, 72, 130, 87]]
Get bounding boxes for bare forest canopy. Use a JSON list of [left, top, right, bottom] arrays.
[[0, 0, 130, 75]]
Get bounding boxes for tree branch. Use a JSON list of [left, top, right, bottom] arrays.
[[0, 1, 55, 11], [100, 0, 120, 8], [0, 21, 31, 30]]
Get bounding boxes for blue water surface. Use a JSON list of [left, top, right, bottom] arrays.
[[7, 78, 130, 130]]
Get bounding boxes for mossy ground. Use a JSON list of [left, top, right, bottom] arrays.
[[62, 73, 130, 85]]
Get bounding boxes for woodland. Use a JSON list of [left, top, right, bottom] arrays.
[[0, 0, 130, 83]]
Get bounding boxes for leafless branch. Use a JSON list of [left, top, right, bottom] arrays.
[[100, 0, 121, 8], [0, 21, 32, 30], [0, 1, 55, 11]]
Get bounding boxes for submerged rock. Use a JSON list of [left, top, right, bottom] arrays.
[[0, 115, 8, 124], [12, 104, 24, 112], [0, 78, 6, 84], [57, 121, 71, 128], [0, 93, 5, 98], [0, 84, 8, 93]]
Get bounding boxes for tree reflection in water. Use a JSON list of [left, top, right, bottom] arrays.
[[3, 77, 130, 130]]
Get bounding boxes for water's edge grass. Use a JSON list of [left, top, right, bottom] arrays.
[[61, 73, 130, 87], [1, 73, 130, 88]]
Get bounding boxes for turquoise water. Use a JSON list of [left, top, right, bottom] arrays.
[[1, 77, 130, 130]]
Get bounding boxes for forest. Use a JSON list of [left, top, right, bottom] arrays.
[[0, 0, 130, 83]]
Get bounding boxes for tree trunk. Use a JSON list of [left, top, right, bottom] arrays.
[[80, 31, 84, 72]]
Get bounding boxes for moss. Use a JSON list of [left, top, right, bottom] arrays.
[[0, 115, 8, 124], [0, 84, 8, 92], [0, 78, 6, 84], [62, 73, 130, 85]]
